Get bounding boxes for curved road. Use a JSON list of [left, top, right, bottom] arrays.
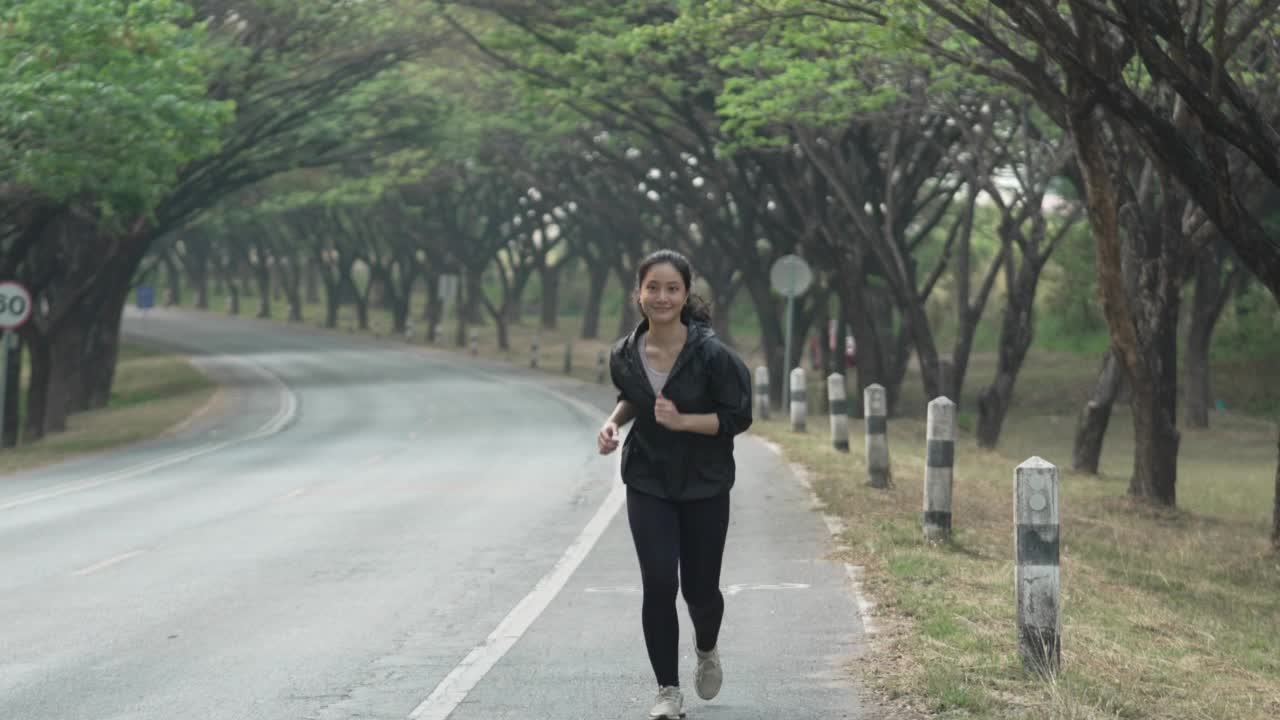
[[0, 308, 870, 720]]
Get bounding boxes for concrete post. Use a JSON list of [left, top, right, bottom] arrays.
[[754, 366, 770, 420], [563, 343, 573, 375], [923, 396, 956, 543], [827, 373, 849, 452], [596, 350, 607, 384], [1015, 456, 1061, 676], [864, 384, 890, 488], [790, 368, 807, 432], [469, 330, 478, 357]]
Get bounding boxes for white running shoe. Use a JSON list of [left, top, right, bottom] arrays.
[[694, 646, 722, 700], [648, 685, 685, 719]]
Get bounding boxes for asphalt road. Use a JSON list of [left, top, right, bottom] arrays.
[[0, 308, 872, 720]]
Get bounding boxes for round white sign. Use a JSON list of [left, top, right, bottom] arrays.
[[770, 254, 813, 298], [0, 282, 32, 330]]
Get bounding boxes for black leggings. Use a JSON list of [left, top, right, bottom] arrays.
[[626, 487, 731, 688]]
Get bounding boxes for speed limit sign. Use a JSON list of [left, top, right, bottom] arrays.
[[0, 281, 33, 330]]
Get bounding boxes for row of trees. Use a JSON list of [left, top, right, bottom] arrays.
[[2, 0, 443, 440], [3, 2, 1278, 543]]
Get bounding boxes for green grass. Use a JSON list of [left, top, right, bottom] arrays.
[[752, 394, 1279, 720], [0, 343, 217, 475]]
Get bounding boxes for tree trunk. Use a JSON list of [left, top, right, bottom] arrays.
[[811, 287, 831, 413], [306, 257, 320, 304], [502, 266, 531, 324], [286, 284, 303, 323], [834, 271, 880, 419], [710, 280, 737, 348], [353, 287, 369, 330], [255, 264, 272, 318], [226, 264, 241, 316], [464, 267, 484, 324], [320, 260, 341, 328], [884, 293, 913, 415], [581, 262, 608, 340], [387, 265, 416, 335], [1184, 247, 1234, 429], [739, 261, 786, 408], [1129, 371, 1180, 505], [391, 294, 411, 335], [539, 264, 561, 330], [324, 283, 340, 328], [478, 281, 510, 351], [3, 334, 22, 448], [1069, 110, 1181, 505], [272, 263, 284, 302], [456, 267, 485, 347], [369, 269, 387, 310], [615, 266, 637, 339], [1073, 347, 1124, 473], [977, 255, 1040, 448], [1126, 260, 1181, 505], [489, 300, 510, 351], [1183, 305, 1213, 430], [424, 274, 443, 343], [22, 331, 50, 443], [906, 299, 942, 403], [81, 281, 131, 410], [42, 322, 81, 434], [194, 258, 209, 309], [278, 256, 304, 323], [163, 251, 182, 306]]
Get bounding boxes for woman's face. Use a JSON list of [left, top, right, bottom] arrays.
[[639, 262, 688, 325]]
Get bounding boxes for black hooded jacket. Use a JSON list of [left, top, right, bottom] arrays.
[[610, 314, 753, 501]]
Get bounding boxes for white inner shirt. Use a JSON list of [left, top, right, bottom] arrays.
[[637, 332, 669, 395]]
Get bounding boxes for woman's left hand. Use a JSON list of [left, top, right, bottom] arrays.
[[654, 392, 685, 431]]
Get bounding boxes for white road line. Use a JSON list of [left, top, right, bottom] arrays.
[[276, 488, 306, 502], [408, 468, 626, 720], [0, 354, 298, 513], [71, 550, 145, 577]]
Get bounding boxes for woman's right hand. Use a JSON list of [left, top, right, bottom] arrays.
[[597, 420, 620, 455]]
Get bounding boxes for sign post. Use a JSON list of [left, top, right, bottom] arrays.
[[136, 284, 155, 310], [136, 284, 155, 333], [769, 254, 813, 410], [0, 281, 33, 445]]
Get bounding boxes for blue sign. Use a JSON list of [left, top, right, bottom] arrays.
[[136, 285, 155, 310]]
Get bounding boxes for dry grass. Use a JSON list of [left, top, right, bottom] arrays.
[[0, 344, 216, 475]]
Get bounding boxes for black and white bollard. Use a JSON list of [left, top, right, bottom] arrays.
[[563, 343, 573, 375], [754, 366, 770, 420], [864, 383, 890, 488], [469, 330, 478, 357], [596, 350, 607, 384], [530, 335, 540, 369], [828, 373, 849, 452], [790, 368, 807, 432], [923, 396, 956, 543], [1016, 456, 1061, 676]]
